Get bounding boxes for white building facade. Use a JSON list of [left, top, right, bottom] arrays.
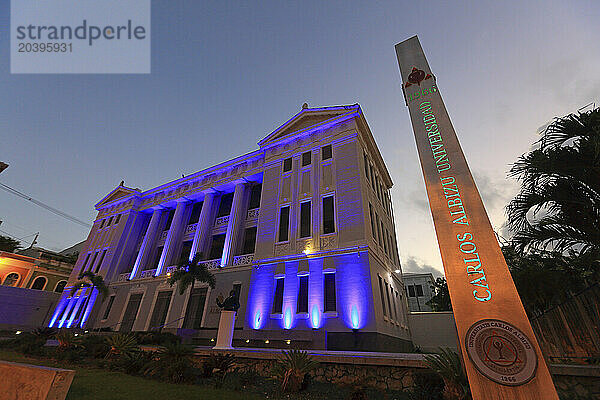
[[49, 104, 412, 351]]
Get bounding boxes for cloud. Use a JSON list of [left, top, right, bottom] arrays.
[[473, 171, 515, 210], [402, 256, 444, 278]]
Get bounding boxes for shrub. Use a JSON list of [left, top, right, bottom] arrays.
[[33, 327, 57, 340], [106, 333, 139, 359], [80, 335, 110, 359], [407, 371, 445, 400], [136, 332, 181, 346], [423, 348, 470, 400], [8, 333, 46, 356], [272, 350, 319, 393], [202, 353, 236, 386], [110, 350, 156, 375], [143, 343, 197, 383], [56, 331, 81, 349]]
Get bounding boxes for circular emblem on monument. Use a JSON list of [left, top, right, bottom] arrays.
[[465, 319, 537, 386]]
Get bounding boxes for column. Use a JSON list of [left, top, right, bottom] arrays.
[[221, 182, 246, 267], [189, 191, 215, 261], [130, 207, 162, 279], [156, 199, 189, 276]]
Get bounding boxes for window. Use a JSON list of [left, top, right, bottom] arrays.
[[364, 153, 370, 181], [94, 249, 107, 273], [302, 151, 311, 167], [209, 234, 226, 259], [248, 184, 262, 209], [385, 282, 393, 321], [378, 276, 387, 316], [370, 166, 375, 190], [283, 157, 292, 173], [278, 206, 290, 242], [272, 278, 284, 314], [369, 204, 376, 239], [415, 284, 424, 297], [88, 252, 99, 272], [149, 291, 173, 331], [297, 276, 308, 313], [115, 214, 121, 225], [54, 280, 67, 293], [183, 288, 208, 329], [103, 295, 116, 320], [149, 246, 163, 270], [381, 222, 387, 254], [324, 273, 336, 312], [164, 209, 175, 230], [322, 145, 332, 160], [179, 240, 193, 263], [81, 253, 91, 271], [188, 202, 203, 225], [217, 193, 234, 217], [392, 290, 399, 322], [408, 285, 416, 297], [107, 216, 113, 226], [233, 283, 242, 299], [322, 196, 335, 234], [299, 201, 311, 238], [120, 293, 143, 332], [31, 276, 47, 290], [241, 227, 257, 255]]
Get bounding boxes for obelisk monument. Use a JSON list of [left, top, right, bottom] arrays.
[[395, 36, 558, 399]]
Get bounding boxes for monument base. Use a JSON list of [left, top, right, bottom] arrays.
[[213, 310, 236, 350]]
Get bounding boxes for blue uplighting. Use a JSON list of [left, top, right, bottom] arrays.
[[283, 307, 292, 329], [351, 305, 359, 329], [311, 305, 320, 328]]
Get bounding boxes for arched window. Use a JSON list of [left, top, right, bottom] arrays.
[[31, 276, 47, 290], [54, 280, 67, 293], [3, 273, 20, 287]]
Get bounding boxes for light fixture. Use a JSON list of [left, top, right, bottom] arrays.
[[84, 330, 89, 333], [286, 340, 291, 345], [394, 269, 401, 273], [210, 338, 214, 342], [265, 339, 269, 344], [245, 339, 250, 343], [15, 331, 21, 335], [74, 333, 79, 337], [167, 272, 171, 277]]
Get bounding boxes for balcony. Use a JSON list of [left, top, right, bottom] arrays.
[[233, 254, 254, 266], [246, 208, 259, 220], [200, 259, 221, 270], [214, 216, 229, 227], [184, 223, 197, 236]]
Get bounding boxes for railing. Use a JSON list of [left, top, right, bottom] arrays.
[[200, 259, 221, 270], [139, 269, 157, 279], [247, 208, 259, 220], [233, 254, 254, 266], [184, 223, 197, 235], [117, 273, 130, 282], [214, 216, 229, 227]]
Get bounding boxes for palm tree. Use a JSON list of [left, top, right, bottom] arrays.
[[69, 271, 110, 327], [167, 252, 216, 304], [506, 107, 600, 268]]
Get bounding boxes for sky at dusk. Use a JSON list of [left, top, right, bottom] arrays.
[[0, 1, 599, 276]]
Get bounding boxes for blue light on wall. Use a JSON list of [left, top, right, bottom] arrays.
[[79, 288, 99, 328], [351, 305, 360, 329], [311, 305, 320, 328], [283, 307, 292, 329], [253, 311, 261, 330], [48, 296, 69, 328]]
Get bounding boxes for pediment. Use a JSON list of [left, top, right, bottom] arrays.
[[258, 105, 360, 148], [95, 186, 140, 208]]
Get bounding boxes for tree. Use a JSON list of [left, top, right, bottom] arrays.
[[502, 245, 588, 316], [0, 235, 21, 253], [506, 107, 600, 268], [167, 252, 216, 296], [426, 277, 452, 311]]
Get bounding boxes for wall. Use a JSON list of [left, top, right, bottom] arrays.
[[0, 285, 60, 330], [408, 311, 458, 352]]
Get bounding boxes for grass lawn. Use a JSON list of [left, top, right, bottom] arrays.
[[0, 350, 265, 400]]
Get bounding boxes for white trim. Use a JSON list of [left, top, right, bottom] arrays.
[[30, 276, 48, 291], [2, 271, 21, 287], [54, 280, 68, 292]]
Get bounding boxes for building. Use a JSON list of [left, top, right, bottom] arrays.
[[402, 273, 435, 312], [48, 104, 412, 351], [0, 248, 74, 293], [0, 248, 76, 330]]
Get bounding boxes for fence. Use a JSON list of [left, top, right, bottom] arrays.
[[530, 283, 600, 362]]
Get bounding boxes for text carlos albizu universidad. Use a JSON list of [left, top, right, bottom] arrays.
[[16, 20, 146, 46]]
